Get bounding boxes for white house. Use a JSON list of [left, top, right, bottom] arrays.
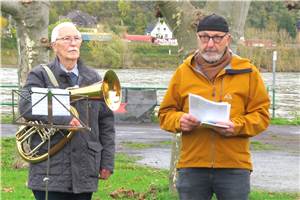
[[147, 18, 173, 39], [146, 18, 177, 46]]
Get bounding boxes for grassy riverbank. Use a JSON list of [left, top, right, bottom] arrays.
[[1, 137, 299, 200], [1, 113, 300, 125], [1, 40, 300, 71], [271, 117, 300, 125], [1, 114, 300, 125], [1, 41, 181, 69]]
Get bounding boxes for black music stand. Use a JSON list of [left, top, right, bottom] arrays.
[[12, 88, 91, 200]]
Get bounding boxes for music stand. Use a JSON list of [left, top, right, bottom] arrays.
[[12, 88, 91, 200]]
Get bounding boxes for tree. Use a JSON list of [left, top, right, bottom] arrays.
[[1, 0, 49, 86], [118, 0, 131, 26], [134, 13, 147, 35], [87, 35, 124, 69], [246, 1, 298, 38]]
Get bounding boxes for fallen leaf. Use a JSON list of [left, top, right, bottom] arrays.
[[3, 187, 13, 193]]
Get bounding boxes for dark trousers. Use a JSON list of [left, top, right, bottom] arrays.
[[176, 168, 250, 200], [32, 190, 93, 200]]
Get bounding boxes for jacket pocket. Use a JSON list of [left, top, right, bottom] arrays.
[[87, 141, 103, 153], [84, 141, 103, 177]]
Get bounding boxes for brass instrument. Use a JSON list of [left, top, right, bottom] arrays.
[[16, 70, 121, 163]]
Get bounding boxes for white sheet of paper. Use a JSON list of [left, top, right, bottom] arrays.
[[189, 93, 231, 123], [51, 88, 70, 116], [200, 122, 229, 129], [31, 87, 70, 116], [31, 87, 48, 116]]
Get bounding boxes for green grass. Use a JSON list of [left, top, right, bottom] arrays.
[[0, 49, 18, 66], [250, 141, 275, 151], [250, 190, 299, 200], [121, 141, 156, 149], [0, 115, 13, 124], [121, 141, 172, 150], [271, 117, 300, 125], [1, 137, 299, 200], [0, 137, 177, 200]]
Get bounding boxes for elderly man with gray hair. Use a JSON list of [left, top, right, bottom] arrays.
[[19, 22, 116, 200]]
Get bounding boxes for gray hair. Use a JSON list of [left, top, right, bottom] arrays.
[[51, 22, 81, 43]]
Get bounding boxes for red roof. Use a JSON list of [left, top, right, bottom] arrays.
[[244, 39, 275, 48], [124, 34, 153, 42]]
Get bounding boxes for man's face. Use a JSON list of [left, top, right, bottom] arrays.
[[52, 26, 82, 66], [197, 31, 231, 63]]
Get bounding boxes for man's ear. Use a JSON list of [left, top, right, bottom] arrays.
[[51, 43, 57, 52], [226, 34, 232, 45]]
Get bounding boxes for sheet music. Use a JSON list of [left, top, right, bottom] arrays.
[[189, 93, 231, 123], [31, 87, 70, 116]]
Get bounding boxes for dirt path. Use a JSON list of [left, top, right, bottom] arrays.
[[249, 125, 299, 192], [252, 125, 299, 154]]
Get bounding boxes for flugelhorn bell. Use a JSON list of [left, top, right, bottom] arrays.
[[68, 69, 122, 111]]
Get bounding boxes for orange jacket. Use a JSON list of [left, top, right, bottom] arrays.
[[159, 54, 270, 170]]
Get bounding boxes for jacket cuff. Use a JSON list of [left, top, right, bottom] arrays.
[[175, 112, 185, 132], [232, 119, 243, 135]]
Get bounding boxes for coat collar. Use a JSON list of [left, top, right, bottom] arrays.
[[186, 52, 253, 76], [49, 57, 96, 86]]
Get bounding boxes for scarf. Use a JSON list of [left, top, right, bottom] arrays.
[[194, 48, 232, 82]]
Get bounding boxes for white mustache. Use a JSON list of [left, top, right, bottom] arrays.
[[204, 48, 217, 53], [68, 49, 78, 52]]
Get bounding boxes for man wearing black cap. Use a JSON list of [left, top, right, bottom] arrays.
[[159, 14, 270, 200]]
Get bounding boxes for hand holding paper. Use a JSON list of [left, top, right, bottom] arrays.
[[188, 93, 231, 129], [179, 113, 200, 132]]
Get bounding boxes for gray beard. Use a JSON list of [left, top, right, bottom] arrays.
[[201, 52, 223, 63]]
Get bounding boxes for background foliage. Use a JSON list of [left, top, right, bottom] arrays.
[[1, 1, 299, 71]]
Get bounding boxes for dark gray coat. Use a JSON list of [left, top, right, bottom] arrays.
[[19, 57, 115, 193]]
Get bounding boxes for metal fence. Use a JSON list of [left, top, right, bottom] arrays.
[[0, 84, 276, 118]]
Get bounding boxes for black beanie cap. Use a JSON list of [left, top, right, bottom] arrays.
[[197, 14, 229, 33]]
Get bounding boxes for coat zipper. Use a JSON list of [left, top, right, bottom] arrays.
[[193, 67, 226, 167], [211, 79, 217, 167]]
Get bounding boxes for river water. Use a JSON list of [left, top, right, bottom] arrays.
[[1, 67, 299, 118]]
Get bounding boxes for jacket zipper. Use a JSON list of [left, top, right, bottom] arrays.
[[211, 79, 217, 167], [202, 75, 218, 167], [210, 131, 216, 167], [194, 67, 225, 167]]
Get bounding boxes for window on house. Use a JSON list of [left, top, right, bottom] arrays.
[[165, 34, 168, 38]]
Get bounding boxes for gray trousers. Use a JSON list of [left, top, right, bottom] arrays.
[[176, 168, 250, 200]]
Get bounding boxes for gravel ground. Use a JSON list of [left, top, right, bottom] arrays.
[[115, 123, 300, 193], [1, 123, 299, 192]]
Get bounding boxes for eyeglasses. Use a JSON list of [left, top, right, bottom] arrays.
[[56, 36, 82, 44], [198, 34, 227, 43]]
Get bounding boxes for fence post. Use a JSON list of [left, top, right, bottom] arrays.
[[272, 51, 277, 119]]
